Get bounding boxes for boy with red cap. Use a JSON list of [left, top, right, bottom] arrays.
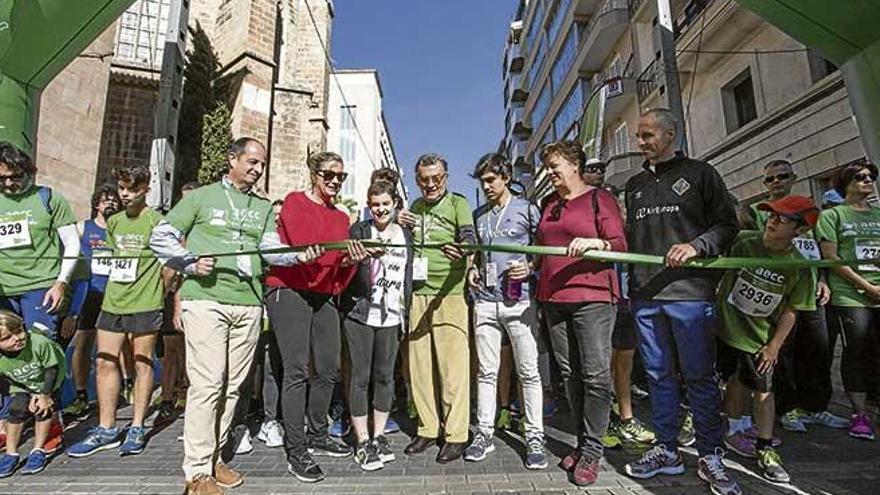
[[716, 195, 819, 484]]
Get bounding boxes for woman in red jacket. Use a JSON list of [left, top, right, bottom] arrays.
[[265, 151, 373, 483], [535, 141, 627, 487]]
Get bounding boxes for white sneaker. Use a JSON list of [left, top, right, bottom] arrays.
[[235, 425, 254, 455], [257, 420, 284, 448], [803, 410, 849, 429]]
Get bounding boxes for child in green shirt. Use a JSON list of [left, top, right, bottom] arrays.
[[0, 310, 67, 477], [717, 195, 819, 485]]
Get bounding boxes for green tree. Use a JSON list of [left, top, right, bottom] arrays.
[[176, 22, 218, 189], [198, 103, 233, 185]]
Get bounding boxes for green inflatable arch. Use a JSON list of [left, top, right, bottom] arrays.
[[0, 0, 135, 152]]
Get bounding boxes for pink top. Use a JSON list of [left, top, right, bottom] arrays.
[[536, 188, 627, 303]]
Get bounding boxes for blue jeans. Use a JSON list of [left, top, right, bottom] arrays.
[[0, 287, 62, 420], [632, 300, 723, 457]]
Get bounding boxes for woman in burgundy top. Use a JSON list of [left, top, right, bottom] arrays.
[[535, 140, 626, 486], [265, 151, 374, 482]]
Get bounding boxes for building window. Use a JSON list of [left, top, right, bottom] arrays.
[[550, 25, 577, 96], [807, 49, 838, 83], [525, 0, 545, 52], [721, 69, 758, 133], [339, 105, 357, 197], [114, 0, 171, 69], [527, 39, 546, 89], [531, 84, 552, 132], [553, 83, 584, 139], [612, 122, 629, 156], [546, 0, 572, 48]]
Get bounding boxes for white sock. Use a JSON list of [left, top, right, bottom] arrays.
[[728, 417, 747, 435]]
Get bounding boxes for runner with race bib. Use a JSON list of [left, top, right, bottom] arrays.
[[717, 195, 818, 484], [67, 165, 166, 459], [815, 161, 880, 441]]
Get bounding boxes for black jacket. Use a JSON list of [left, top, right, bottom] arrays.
[[624, 152, 738, 300], [340, 219, 414, 334]]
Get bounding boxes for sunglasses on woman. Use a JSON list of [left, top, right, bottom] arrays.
[[853, 172, 877, 183], [315, 169, 349, 183]]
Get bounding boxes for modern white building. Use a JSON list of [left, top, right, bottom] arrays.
[[327, 69, 406, 216]]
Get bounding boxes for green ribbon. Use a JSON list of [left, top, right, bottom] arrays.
[[3, 240, 880, 270]]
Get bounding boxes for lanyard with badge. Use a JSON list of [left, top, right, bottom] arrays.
[[223, 186, 255, 278], [413, 213, 433, 281], [483, 199, 511, 288]]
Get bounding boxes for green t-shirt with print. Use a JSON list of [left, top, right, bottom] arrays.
[[102, 208, 165, 314], [0, 186, 77, 295], [411, 192, 474, 296], [814, 205, 880, 307], [164, 181, 273, 306], [717, 231, 816, 354], [0, 331, 67, 394]]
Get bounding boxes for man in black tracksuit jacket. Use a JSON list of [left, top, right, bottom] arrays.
[[622, 108, 741, 495]]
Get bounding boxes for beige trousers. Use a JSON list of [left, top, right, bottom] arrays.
[[180, 300, 262, 480], [408, 294, 470, 442]]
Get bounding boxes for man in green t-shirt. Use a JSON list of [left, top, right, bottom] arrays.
[[67, 165, 167, 459], [717, 195, 818, 485], [150, 137, 313, 494], [397, 153, 476, 463], [0, 310, 66, 477], [0, 142, 80, 340]]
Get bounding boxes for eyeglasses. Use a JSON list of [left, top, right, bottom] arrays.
[[768, 212, 802, 225], [0, 173, 25, 183], [853, 172, 877, 183], [585, 166, 605, 174], [315, 169, 348, 183], [417, 173, 447, 186], [763, 172, 792, 184]]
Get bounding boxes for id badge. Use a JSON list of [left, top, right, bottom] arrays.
[[237, 254, 253, 278], [413, 257, 428, 281], [484, 262, 498, 288]]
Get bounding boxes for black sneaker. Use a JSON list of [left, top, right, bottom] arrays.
[[354, 440, 384, 471], [373, 435, 395, 463], [287, 451, 324, 483], [152, 401, 177, 428], [308, 436, 353, 458]]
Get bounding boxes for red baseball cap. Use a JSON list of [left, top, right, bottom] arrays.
[[757, 195, 819, 228]]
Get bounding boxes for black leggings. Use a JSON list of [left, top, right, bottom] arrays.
[[343, 318, 399, 417], [830, 306, 880, 394], [266, 287, 340, 454], [775, 308, 834, 413]]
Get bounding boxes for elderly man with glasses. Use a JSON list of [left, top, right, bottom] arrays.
[[397, 153, 476, 463]]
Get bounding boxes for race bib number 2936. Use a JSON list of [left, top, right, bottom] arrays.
[[727, 276, 782, 317]]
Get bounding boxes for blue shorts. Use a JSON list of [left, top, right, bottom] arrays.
[[0, 287, 62, 340]]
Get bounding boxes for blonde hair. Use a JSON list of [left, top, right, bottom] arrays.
[[0, 310, 24, 337]]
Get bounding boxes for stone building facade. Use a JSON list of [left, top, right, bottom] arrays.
[[33, 0, 335, 216], [501, 0, 867, 206]]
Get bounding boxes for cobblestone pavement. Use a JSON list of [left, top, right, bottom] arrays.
[[1, 390, 877, 495]]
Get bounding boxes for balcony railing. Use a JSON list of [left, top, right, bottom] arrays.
[[674, 0, 711, 40], [636, 59, 661, 102], [584, 0, 631, 36]]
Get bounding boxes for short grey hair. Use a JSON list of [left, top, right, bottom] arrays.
[[414, 153, 448, 173], [641, 108, 679, 136]]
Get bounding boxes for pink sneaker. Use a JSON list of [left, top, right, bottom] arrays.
[[723, 432, 756, 458], [743, 425, 782, 447], [849, 414, 876, 440], [559, 449, 581, 471]]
